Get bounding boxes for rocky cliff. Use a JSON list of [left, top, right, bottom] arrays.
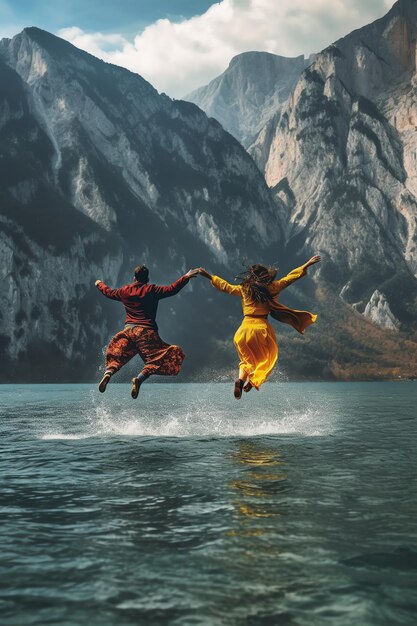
[[249, 0, 417, 352], [4, 4, 417, 384], [185, 0, 417, 379], [0, 28, 283, 382], [185, 52, 310, 148]]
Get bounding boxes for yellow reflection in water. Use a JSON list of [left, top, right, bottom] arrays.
[[232, 444, 283, 467], [226, 442, 288, 544], [235, 502, 278, 518]]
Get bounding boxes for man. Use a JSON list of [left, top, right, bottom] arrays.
[[95, 265, 198, 398]]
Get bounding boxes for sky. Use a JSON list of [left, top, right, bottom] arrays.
[[0, 0, 394, 97]]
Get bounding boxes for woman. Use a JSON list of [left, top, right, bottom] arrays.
[[198, 256, 320, 398]]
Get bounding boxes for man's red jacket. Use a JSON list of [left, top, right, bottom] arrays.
[[96, 275, 189, 330]]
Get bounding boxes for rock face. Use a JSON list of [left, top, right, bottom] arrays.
[[0, 28, 283, 381], [185, 52, 310, 148], [364, 290, 400, 330], [4, 6, 417, 383], [251, 0, 417, 336]]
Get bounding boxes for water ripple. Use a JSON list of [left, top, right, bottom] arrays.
[[0, 382, 416, 625]]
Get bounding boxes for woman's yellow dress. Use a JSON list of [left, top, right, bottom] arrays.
[[211, 266, 317, 389]]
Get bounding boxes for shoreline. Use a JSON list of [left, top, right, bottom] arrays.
[[1, 379, 416, 385]]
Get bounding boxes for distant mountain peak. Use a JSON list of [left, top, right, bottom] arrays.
[[227, 50, 307, 69], [185, 50, 310, 148], [20, 26, 85, 57]]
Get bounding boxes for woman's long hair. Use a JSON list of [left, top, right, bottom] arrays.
[[239, 264, 277, 303]]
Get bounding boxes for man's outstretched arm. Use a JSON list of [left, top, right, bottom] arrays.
[[95, 280, 123, 301], [152, 269, 199, 299]]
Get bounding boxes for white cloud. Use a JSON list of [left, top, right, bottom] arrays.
[[58, 0, 394, 98], [57, 27, 127, 56]]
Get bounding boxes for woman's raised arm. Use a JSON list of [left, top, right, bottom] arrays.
[[270, 255, 321, 294], [198, 268, 242, 296]]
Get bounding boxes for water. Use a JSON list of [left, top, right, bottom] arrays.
[[1, 382, 416, 625]]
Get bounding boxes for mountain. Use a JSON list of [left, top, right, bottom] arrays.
[[187, 0, 417, 380], [185, 52, 311, 148], [0, 28, 284, 382], [4, 7, 417, 384], [249, 0, 417, 377]]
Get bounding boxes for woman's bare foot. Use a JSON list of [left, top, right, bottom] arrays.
[[234, 379, 244, 399]]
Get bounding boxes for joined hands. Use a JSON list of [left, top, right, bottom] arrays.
[[196, 267, 212, 279], [184, 268, 212, 279], [184, 268, 200, 279]]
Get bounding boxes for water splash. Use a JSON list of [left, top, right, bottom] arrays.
[[90, 405, 329, 438], [39, 384, 337, 440]]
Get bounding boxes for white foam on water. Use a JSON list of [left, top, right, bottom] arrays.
[[86, 403, 334, 439], [41, 433, 91, 440], [38, 385, 339, 440]]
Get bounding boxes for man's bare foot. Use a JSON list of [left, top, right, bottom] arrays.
[[131, 377, 140, 399], [99, 373, 111, 393]]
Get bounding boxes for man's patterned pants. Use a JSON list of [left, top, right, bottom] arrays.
[[105, 326, 185, 377]]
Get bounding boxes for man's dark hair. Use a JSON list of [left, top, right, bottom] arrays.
[[134, 264, 149, 282]]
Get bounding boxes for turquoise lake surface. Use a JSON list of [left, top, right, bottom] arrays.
[[1, 382, 416, 625]]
